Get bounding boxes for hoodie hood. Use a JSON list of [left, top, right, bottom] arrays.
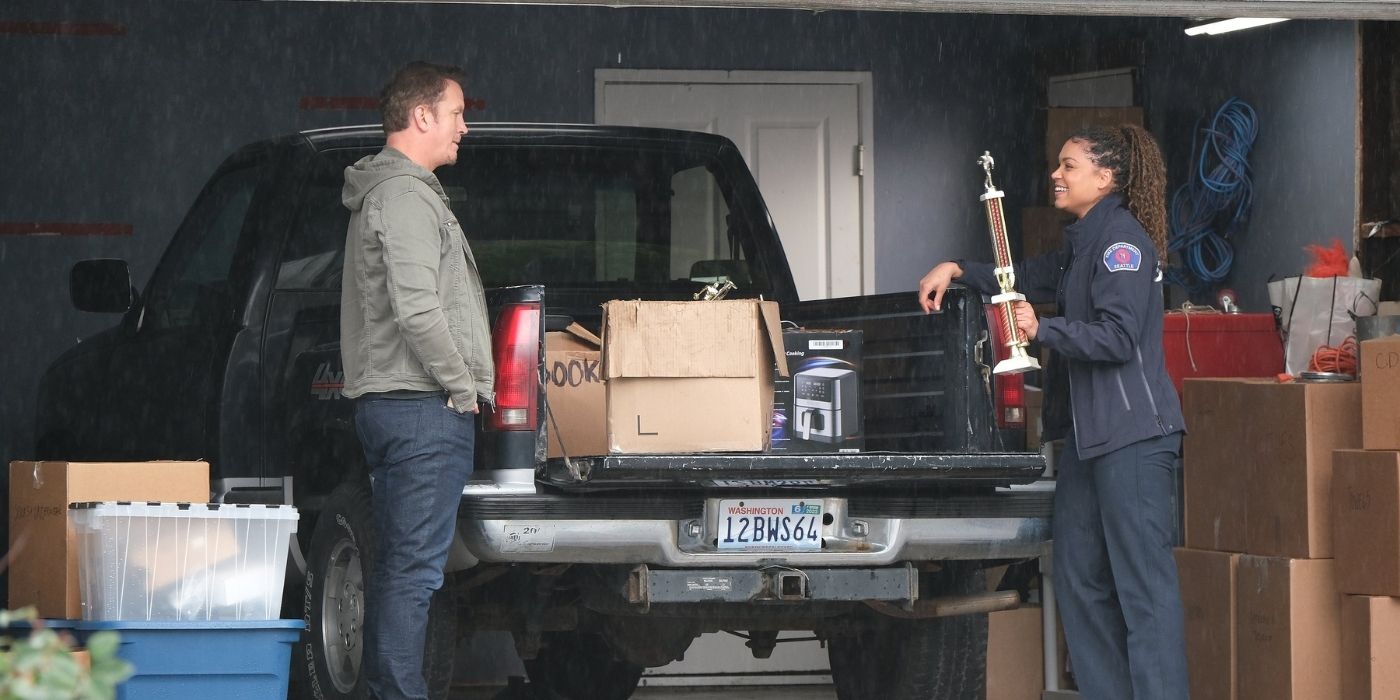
[[342, 146, 448, 212]]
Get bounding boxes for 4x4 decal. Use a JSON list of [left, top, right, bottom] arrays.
[[310, 362, 345, 400]]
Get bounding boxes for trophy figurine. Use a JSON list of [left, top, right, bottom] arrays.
[[978, 151, 1040, 375]]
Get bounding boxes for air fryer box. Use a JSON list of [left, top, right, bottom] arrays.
[[772, 329, 864, 453]]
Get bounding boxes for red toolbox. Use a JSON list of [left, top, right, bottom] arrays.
[[1162, 312, 1283, 396]]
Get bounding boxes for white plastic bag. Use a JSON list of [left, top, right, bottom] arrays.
[[1267, 275, 1381, 375]]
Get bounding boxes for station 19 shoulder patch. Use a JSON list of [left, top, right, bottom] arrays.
[[1103, 242, 1142, 273]]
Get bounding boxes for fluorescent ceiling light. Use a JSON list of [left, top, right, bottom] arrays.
[[1185, 18, 1289, 36]]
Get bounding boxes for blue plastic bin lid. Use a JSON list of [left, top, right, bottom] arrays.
[[71, 619, 307, 632]]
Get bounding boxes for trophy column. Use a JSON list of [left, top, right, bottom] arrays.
[[978, 151, 1040, 375]]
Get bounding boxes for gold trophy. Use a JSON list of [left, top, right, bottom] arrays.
[[978, 151, 1040, 375]]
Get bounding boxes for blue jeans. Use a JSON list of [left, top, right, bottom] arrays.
[[1054, 432, 1188, 700], [355, 395, 475, 700]]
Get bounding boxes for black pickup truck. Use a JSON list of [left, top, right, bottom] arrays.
[[36, 124, 1049, 700]]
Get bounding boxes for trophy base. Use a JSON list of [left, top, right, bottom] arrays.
[[990, 291, 1026, 305], [994, 355, 1041, 375]]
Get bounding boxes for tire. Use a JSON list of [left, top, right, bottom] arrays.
[[290, 480, 457, 700], [522, 632, 644, 700], [827, 569, 989, 700], [295, 481, 374, 700]]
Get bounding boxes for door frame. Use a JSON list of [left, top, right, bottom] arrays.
[[595, 69, 877, 296]]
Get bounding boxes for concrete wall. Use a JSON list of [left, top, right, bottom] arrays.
[[0, 2, 1360, 474]]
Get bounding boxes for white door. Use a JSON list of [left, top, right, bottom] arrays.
[[597, 71, 873, 300]]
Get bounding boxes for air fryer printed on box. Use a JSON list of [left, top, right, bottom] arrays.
[[772, 329, 863, 453]]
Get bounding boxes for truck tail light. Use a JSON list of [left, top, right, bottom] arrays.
[[489, 302, 540, 431], [985, 304, 1026, 429]]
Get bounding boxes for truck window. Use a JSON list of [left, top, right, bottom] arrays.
[[143, 162, 263, 330], [276, 152, 361, 291], [595, 164, 738, 284], [670, 164, 745, 284], [444, 146, 765, 294], [275, 144, 766, 295]]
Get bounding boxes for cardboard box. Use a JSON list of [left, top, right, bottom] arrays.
[[771, 329, 863, 453], [1021, 207, 1071, 261], [1182, 378, 1259, 552], [1244, 381, 1361, 558], [1341, 595, 1400, 700], [1175, 548, 1239, 700], [1236, 556, 1342, 700], [1332, 450, 1400, 596], [603, 299, 786, 453], [544, 323, 606, 459], [8, 461, 210, 618], [1044, 107, 1145, 173], [1361, 336, 1400, 450], [987, 605, 1044, 700], [1024, 386, 1043, 451]]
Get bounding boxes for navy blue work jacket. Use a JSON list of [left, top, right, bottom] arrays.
[[959, 193, 1185, 460]]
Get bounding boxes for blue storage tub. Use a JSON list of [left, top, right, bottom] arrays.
[[71, 619, 304, 700]]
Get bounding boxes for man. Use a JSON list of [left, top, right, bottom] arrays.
[[340, 61, 494, 699]]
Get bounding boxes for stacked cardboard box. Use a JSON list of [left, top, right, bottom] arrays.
[[1174, 548, 1238, 700], [1340, 596, 1400, 699], [1330, 335, 1400, 698], [8, 461, 211, 618], [987, 605, 1045, 700], [1021, 207, 1072, 262], [982, 566, 1046, 699], [1177, 378, 1361, 699]]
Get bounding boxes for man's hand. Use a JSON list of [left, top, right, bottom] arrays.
[[447, 396, 480, 414], [917, 262, 963, 314], [1012, 301, 1040, 340]]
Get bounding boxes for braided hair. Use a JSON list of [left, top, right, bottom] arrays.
[[1069, 124, 1169, 261]]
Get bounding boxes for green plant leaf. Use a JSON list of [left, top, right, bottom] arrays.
[[81, 634, 119, 661], [0, 609, 130, 700], [0, 607, 37, 629]]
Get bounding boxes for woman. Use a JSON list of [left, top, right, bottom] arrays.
[[918, 125, 1188, 700]]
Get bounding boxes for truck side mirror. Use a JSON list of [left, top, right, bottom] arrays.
[[71, 259, 134, 313]]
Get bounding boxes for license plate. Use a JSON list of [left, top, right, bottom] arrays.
[[717, 498, 823, 552]]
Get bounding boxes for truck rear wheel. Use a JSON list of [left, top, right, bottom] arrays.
[[522, 631, 644, 700], [827, 570, 989, 700], [292, 480, 456, 700]]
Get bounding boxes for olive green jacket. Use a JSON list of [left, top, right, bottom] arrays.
[[339, 147, 493, 411]]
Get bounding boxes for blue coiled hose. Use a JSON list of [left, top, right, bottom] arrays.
[[1166, 98, 1258, 294]]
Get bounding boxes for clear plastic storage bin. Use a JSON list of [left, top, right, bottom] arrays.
[[69, 502, 299, 621]]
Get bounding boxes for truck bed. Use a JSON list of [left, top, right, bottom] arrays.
[[538, 286, 1043, 490]]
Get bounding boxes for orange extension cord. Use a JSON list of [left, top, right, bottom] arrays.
[[1307, 336, 1359, 375]]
